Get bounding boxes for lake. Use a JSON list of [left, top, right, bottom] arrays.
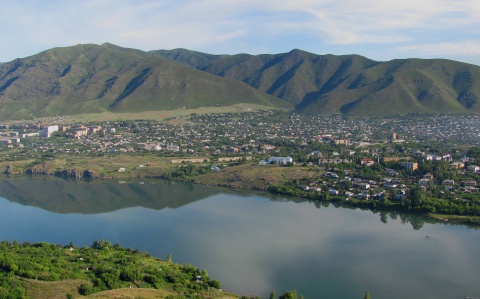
[[0, 177, 479, 299]]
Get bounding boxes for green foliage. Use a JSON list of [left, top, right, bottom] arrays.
[[164, 165, 212, 180], [279, 290, 299, 299], [0, 240, 222, 297], [207, 279, 221, 289], [157, 48, 480, 115], [0, 44, 291, 120], [2, 43, 480, 120], [269, 290, 276, 299], [78, 283, 94, 296]]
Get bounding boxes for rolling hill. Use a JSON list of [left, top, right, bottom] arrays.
[[0, 43, 290, 120], [154, 48, 480, 115], [1, 43, 480, 120]]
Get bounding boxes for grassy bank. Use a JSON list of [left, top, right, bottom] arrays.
[[0, 240, 232, 299]]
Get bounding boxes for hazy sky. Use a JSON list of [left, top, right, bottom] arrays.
[[2, 0, 480, 65]]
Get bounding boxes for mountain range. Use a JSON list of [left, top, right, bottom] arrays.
[[0, 43, 479, 120]]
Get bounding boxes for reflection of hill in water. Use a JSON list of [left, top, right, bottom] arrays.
[[0, 177, 222, 214]]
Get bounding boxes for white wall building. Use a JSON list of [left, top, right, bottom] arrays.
[[40, 125, 59, 137], [259, 156, 293, 165]]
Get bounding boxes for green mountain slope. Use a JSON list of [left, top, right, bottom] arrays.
[[0, 44, 291, 120], [155, 49, 480, 115], [1, 43, 480, 118]]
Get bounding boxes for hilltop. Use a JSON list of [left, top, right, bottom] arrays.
[[156, 48, 480, 115], [0, 240, 233, 299], [0, 43, 290, 120], [1, 43, 480, 120]]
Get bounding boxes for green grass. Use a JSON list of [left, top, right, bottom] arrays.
[[73, 103, 287, 122], [2, 43, 480, 121], [0, 240, 233, 299], [194, 163, 325, 190], [0, 44, 291, 121]]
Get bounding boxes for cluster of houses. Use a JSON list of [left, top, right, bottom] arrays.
[[1, 113, 480, 177], [298, 171, 478, 202], [0, 131, 20, 147]]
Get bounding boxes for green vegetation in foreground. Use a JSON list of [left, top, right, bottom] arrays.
[[0, 240, 228, 299], [0, 240, 363, 299]]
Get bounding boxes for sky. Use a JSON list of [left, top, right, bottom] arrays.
[[1, 0, 480, 65]]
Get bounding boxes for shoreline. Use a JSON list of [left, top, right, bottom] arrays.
[[2, 170, 480, 227]]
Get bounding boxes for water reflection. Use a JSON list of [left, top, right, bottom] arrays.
[[0, 177, 220, 214], [0, 177, 479, 298], [1, 176, 477, 232]]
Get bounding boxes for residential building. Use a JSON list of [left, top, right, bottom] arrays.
[[467, 165, 480, 172], [401, 162, 418, 171], [465, 180, 477, 187], [383, 157, 400, 162], [361, 158, 375, 167], [450, 162, 465, 169], [423, 173, 434, 180], [442, 179, 455, 190], [40, 125, 59, 137], [418, 178, 431, 187], [358, 183, 370, 190]]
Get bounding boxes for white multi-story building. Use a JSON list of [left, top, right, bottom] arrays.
[[40, 125, 59, 137]]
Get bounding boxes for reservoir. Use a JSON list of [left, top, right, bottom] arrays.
[[0, 177, 479, 299]]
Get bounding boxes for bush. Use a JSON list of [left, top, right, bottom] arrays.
[[78, 284, 94, 296], [207, 279, 221, 289]]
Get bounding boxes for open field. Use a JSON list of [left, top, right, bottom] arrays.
[[0, 154, 323, 187], [22, 279, 87, 299], [71, 103, 285, 123], [194, 163, 325, 190], [0, 154, 177, 178], [87, 288, 238, 299], [427, 213, 480, 225]]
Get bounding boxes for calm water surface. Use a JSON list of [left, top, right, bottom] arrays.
[[0, 177, 479, 299]]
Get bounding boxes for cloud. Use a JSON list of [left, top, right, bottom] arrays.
[[396, 40, 480, 59], [1, 0, 480, 63], [268, 0, 480, 45]]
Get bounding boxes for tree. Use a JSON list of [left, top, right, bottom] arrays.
[[269, 290, 276, 299], [78, 284, 94, 296], [279, 290, 298, 299], [363, 291, 371, 299], [380, 212, 388, 224], [408, 187, 426, 207], [92, 241, 99, 249], [388, 189, 397, 201], [207, 279, 221, 289]]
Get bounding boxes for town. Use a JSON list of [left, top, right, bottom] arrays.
[[1, 111, 480, 219]]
